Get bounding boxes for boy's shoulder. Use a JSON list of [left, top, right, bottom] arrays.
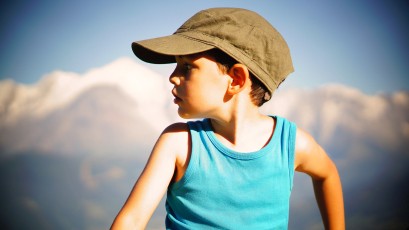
[[163, 122, 189, 133], [159, 122, 191, 180], [158, 122, 190, 155]]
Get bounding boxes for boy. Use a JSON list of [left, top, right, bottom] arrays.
[[111, 8, 344, 229]]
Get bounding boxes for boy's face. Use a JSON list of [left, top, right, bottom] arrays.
[[170, 54, 231, 119]]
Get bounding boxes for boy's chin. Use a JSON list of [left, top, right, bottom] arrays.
[[178, 112, 193, 120], [177, 110, 199, 120]]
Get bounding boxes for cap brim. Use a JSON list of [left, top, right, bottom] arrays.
[[132, 34, 215, 64]]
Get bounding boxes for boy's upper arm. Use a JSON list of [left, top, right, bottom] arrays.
[[294, 128, 335, 180], [114, 122, 189, 228]]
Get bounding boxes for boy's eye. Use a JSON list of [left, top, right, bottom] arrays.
[[184, 63, 192, 71], [180, 63, 193, 75]]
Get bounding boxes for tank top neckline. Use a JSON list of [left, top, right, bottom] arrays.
[[202, 116, 282, 160]]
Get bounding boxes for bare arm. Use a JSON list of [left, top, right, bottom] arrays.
[[110, 123, 189, 230], [294, 128, 345, 230]]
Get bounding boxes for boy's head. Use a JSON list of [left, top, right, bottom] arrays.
[[132, 7, 293, 100]]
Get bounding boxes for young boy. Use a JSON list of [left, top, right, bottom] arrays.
[[111, 8, 344, 229]]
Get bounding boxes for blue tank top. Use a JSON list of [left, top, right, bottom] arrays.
[[165, 116, 297, 229]]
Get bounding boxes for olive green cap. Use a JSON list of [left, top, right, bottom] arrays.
[[132, 7, 294, 94]]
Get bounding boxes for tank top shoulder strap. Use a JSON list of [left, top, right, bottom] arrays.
[[273, 115, 297, 190]]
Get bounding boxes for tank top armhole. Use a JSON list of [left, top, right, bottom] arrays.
[[288, 121, 297, 191], [168, 121, 200, 191]]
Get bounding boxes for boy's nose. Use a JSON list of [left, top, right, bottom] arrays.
[[169, 72, 180, 85]]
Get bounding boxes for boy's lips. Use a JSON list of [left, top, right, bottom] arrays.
[[172, 90, 182, 103]]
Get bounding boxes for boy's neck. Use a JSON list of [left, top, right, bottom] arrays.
[[208, 106, 275, 153]]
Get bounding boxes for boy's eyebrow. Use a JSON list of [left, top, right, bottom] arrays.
[[175, 55, 186, 62]]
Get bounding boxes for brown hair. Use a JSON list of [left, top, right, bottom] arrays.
[[203, 49, 271, 107]]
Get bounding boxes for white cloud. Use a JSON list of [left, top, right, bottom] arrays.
[[263, 84, 409, 154], [0, 58, 177, 155], [0, 57, 174, 130]]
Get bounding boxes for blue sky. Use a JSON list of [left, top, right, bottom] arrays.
[[1, 1, 408, 93]]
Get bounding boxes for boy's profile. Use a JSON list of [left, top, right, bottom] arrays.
[[111, 8, 344, 229]]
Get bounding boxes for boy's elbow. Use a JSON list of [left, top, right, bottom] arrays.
[[312, 158, 340, 183], [314, 161, 342, 189], [327, 159, 341, 180]]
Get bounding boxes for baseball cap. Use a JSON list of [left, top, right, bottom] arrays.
[[132, 7, 294, 94]]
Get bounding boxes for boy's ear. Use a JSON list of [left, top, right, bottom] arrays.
[[227, 64, 250, 95]]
